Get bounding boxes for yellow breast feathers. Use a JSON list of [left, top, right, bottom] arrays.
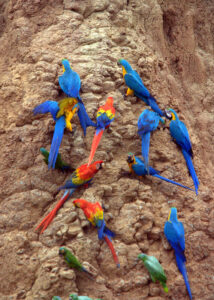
[[56, 98, 78, 131]]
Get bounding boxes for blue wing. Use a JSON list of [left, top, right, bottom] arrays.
[[48, 116, 65, 169], [133, 70, 144, 85], [147, 96, 164, 116], [97, 113, 113, 129], [97, 219, 105, 240], [164, 221, 185, 253], [138, 109, 160, 134], [134, 156, 160, 175], [164, 220, 192, 299], [58, 71, 81, 98], [77, 102, 96, 136], [124, 73, 150, 97], [103, 226, 115, 238], [33, 100, 59, 120], [131, 157, 147, 176], [170, 120, 193, 156]]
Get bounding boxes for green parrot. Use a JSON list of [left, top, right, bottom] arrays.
[[138, 253, 168, 293], [59, 247, 93, 279], [52, 297, 61, 300], [40, 147, 73, 172], [69, 294, 102, 300]]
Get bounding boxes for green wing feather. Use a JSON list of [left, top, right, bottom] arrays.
[[142, 255, 168, 292], [65, 250, 83, 270]]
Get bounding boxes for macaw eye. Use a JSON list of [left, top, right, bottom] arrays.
[[96, 163, 103, 170]]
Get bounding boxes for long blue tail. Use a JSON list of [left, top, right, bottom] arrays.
[[148, 96, 164, 116], [141, 132, 150, 174], [153, 174, 194, 191], [48, 116, 65, 169], [77, 102, 96, 136], [175, 252, 192, 300], [182, 149, 199, 195]]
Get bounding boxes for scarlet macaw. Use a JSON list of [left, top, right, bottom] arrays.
[[73, 199, 120, 268], [35, 161, 103, 233], [87, 97, 115, 166]]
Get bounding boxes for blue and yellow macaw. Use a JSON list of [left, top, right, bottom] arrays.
[[127, 153, 193, 191], [87, 97, 115, 166], [117, 59, 164, 116], [73, 199, 120, 268], [33, 99, 78, 169], [59, 59, 96, 135], [138, 109, 165, 173], [165, 108, 199, 195], [164, 207, 192, 299], [59, 59, 81, 99]]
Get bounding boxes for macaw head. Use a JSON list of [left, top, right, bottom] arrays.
[[69, 294, 78, 300], [73, 198, 88, 209], [127, 153, 135, 164], [61, 59, 71, 72], [168, 207, 178, 222], [138, 253, 147, 262], [90, 160, 104, 171], [164, 108, 178, 121], [59, 246, 67, 257], [106, 96, 114, 106], [117, 59, 133, 73]]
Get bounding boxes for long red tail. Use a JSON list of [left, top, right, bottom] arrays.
[[35, 190, 72, 234], [104, 236, 120, 268], [88, 129, 104, 166]]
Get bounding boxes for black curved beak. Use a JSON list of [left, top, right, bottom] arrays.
[[127, 156, 133, 163]]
